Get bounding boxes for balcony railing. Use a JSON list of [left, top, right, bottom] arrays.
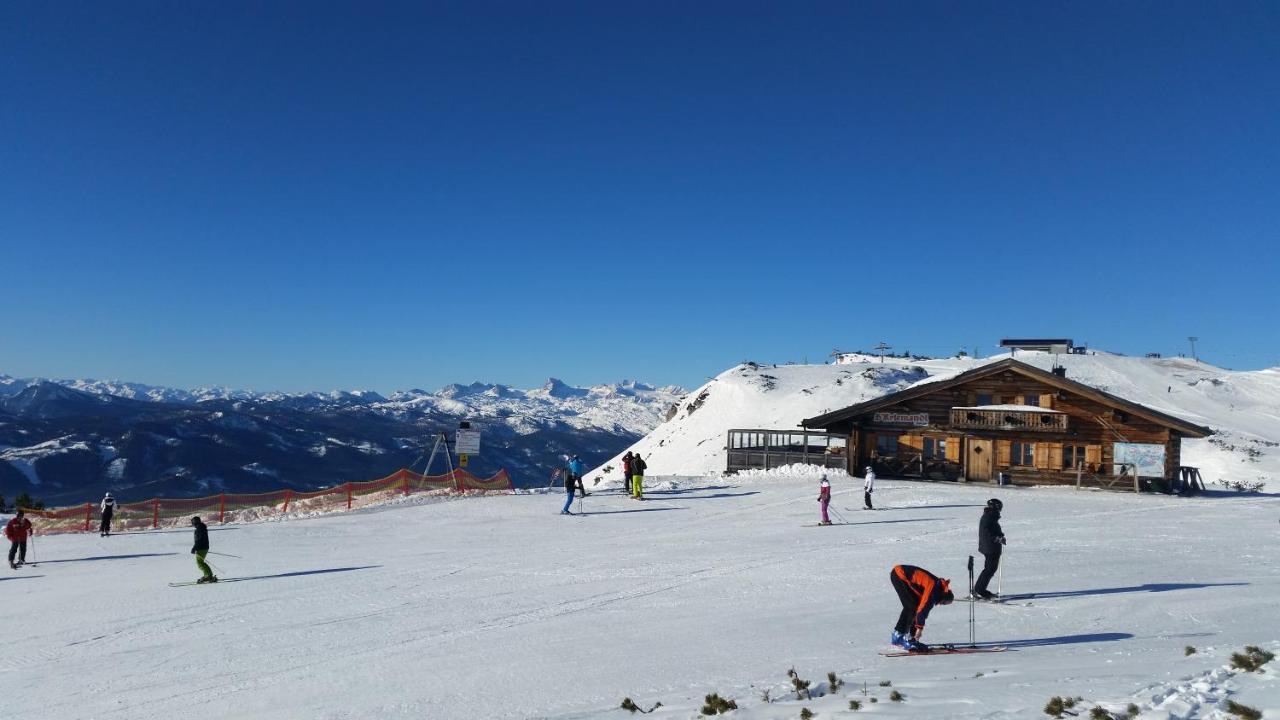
[[949, 407, 1068, 433]]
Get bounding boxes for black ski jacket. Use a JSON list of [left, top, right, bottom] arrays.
[[633, 457, 647, 476], [978, 508, 1004, 555], [192, 523, 210, 553]]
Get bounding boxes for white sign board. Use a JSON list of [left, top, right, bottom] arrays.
[[455, 429, 481, 455], [872, 412, 930, 427], [1113, 442, 1165, 477]]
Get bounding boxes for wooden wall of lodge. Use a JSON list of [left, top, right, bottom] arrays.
[[845, 370, 1182, 480]]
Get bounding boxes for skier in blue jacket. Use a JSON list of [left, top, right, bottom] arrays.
[[568, 455, 588, 496], [561, 458, 578, 515]]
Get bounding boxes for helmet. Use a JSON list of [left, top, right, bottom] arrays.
[[105, 492, 112, 498], [190, 516, 201, 525], [987, 498, 1003, 512]]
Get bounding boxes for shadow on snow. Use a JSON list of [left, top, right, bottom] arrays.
[[1003, 582, 1248, 601], [581, 507, 684, 516], [36, 552, 180, 565], [975, 632, 1134, 649], [0, 575, 45, 581], [826, 517, 945, 527], [867, 504, 985, 511], [222, 566, 381, 583], [644, 490, 762, 501]]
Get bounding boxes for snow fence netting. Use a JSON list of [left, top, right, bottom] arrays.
[[22, 468, 514, 534]]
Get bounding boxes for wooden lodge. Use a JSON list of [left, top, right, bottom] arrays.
[[800, 359, 1212, 492]]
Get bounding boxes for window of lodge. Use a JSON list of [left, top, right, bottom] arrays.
[[1011, 441, 1035, 466]]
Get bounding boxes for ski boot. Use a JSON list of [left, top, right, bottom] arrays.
[[905, 639, 930, 654], [890, 631, 909, 648]]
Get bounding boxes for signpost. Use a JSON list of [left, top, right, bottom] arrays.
[[872, 412, 930, 427], [456, 428, 481, 456]]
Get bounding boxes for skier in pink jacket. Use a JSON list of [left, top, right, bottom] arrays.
[[818, 475, 832, 525]]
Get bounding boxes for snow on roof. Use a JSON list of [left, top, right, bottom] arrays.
[[952, 404, 1064, 413]]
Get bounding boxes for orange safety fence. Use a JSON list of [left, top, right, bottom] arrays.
[[21, 467, 514, 535]]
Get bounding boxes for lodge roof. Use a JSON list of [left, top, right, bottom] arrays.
[[801, 359, 1213, 438]]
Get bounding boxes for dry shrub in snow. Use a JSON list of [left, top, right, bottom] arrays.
[[826, 672, 843, 692], [787, 668, 811, 700], [699, 692, 737, 715], [1225, 699, 1262, 720], [1230, 645, 1275, 673], [620, 697, 662, 714]]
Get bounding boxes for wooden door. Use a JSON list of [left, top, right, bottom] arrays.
[[966, 438, 993, 482]]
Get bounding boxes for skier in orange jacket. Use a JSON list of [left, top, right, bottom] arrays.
[[889, 564, 954, 652]]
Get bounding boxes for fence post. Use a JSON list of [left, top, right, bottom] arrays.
[[1076, 461, 1083, 490], [403, 471, 410, 497], [282, 489, 292, 513], [346, 482, 353, 510], [454, 469, 465, 493], [84, 503, 92, 532], [219, 493, 226, 523], [153, 499, 160, 529]]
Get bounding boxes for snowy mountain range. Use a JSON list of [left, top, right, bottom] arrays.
[[585, 351, 1280, 491], [0, 374, 684, 504]]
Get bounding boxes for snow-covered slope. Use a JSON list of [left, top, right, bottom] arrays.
[[587, 352, 1280, 491], [5, 472, 1277, 719]]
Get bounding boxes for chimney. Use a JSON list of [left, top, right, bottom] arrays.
[[1051, 366, 1067, 378]]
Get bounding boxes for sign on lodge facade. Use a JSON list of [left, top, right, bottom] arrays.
[[801, 359, 1212, 492]]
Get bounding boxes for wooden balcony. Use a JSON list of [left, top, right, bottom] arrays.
[[949, 405, 1068, 433]]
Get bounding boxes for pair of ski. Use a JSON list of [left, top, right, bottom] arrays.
[[880, 643, 1008, 657], [169, 578, 246, 587], [956, 594, 1036, 607]]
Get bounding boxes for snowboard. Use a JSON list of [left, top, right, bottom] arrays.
[[880, 645, 1008, 657]]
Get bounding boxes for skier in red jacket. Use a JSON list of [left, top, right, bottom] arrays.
[[889, 564, 954, 652], [6, 510, 34, 569]]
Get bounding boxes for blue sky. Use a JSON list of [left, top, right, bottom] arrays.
[[1, 2, 1276, 392]]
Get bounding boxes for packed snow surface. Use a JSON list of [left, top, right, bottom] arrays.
[[3, 470, 1278, 719]]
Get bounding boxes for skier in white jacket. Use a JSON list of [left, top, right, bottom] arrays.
[[863, 467, 876, 510]]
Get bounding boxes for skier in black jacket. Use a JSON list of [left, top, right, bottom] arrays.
[[973, 498, 1005, 599], [190, 516, 217, 584], [99, 493, 117, 537]]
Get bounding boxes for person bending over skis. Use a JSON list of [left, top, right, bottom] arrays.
[[889, 564, 954, 652], [190, 516, 217, 584]]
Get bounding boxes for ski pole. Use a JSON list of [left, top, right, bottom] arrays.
[[208, 551, 241, 559], [830, 507, 847, 524], [998, 551, 1004, 597], [967, 555, 976, 646]]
